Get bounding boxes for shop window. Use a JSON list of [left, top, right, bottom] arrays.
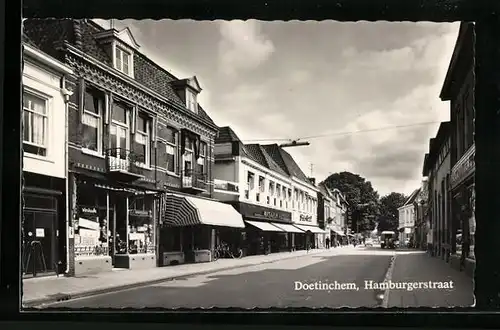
[[23, 91, 49, 157], [128, 195, 155, 254]]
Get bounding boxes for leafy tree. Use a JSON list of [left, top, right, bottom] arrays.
[[321, 171, 380, 233], [377, 192, 407, 232]]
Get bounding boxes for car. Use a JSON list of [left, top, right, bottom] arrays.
[[380, 231, 397, 249]]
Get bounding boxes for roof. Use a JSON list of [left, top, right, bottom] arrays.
[[23, 19, 216, 129], [427, 121, 451, 169], [402, 188, 421, 207], [422, 153, 430, 177], [261, 144, 311, 185], [242, 144, 289, 177], [440, 22, 474, 101], [216, 126, 242, 144]]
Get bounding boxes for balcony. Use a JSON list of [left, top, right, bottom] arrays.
[[105, 148, 145, 182], [213, 179, 240, 195], [181, 169, 207, 194]]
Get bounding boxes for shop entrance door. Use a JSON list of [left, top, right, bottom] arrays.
[[23, 210, 58, 276]]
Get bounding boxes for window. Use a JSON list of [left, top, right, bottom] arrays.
[[247, 172, 255, 190], [186, 89, 197, 112], [109, 102, 130, 161], [183, 137, 193, 175], [258, 176, 265, 192], [288, 188, 292, 201], [276, 184, 281, 198], [115, 46, 132, 76], [133, 113, 150, 166], [166, 127, 178, 173], [197, 141, 207, 175], [23, 92, 48, 156], [269, 181, 275, 196]]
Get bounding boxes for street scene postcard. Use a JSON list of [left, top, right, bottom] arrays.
[[21, 18, 475, 309]]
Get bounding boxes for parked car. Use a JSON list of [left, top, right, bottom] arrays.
[[380, 231, 397, 249]]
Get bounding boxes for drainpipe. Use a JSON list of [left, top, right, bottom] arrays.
[[61, 76, 73, 275]]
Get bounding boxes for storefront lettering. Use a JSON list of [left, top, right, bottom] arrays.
[[300, 215, 312, 222], [451, 148, 475, 188], [253, 211, 284, 220], [129, 209, 151, 217], [80, 207, 97, 214]]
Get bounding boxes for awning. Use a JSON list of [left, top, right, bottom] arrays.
[[271, 223, 305, 233], [162, 194, 245, 228], [245, 220, 284, 232], [294, 224, 326, 234], [331, 229, 345, 236]]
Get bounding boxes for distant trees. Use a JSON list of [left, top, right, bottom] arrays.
[[322, 171, 380, 233], [377, 192, 407, 232]]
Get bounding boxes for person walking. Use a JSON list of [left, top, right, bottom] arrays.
[[325, 237, 330, 249]]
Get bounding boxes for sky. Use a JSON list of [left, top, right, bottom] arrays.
[[95, 19, 459, 197]]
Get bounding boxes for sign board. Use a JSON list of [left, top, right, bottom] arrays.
[[300, 215, 313, 222], [129, 209, 151, 217], [36, 228, 45, 238], [129, 233, 145, 241], [78, 228, 99, 247], [451, 146, 475, 188], [78, 218, 100, 231]]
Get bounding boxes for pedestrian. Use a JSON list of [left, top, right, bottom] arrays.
[[325, 237, 330, 249]]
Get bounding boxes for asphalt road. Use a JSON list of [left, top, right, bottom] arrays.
[[44, 250, 393, 309]]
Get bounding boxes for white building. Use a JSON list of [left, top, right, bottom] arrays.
[[213, 127, 324, 253], [22, 39, 73, 277], [317, 184, 348, 246], [397, 188, 421, 244]]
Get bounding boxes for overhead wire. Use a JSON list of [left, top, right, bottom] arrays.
[[241, 120, 441, 143]]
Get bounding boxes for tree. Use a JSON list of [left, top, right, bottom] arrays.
[[378, 192, 407, 232], [321, 171, 380, 232]]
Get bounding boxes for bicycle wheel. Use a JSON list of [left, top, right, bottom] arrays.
[[232, 248, 243, 259], [213, 249, 219, 261]]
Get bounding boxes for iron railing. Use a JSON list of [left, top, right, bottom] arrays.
[[181, 169, 207, 191], [105, 148, 144, 174]]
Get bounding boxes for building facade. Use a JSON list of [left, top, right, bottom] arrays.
[[439, 22, 475, 274], [398, 189, 420, 244], [22, 39, 74, 277], [414, 179, 429, 250], [317, 183, 347, 247], [23, 19, 242, 275], [423, 122, 452, 260], [214, 127, 325, 254]]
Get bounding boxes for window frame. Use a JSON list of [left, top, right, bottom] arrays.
[[197, 141, 207, 175], [134, 112, 151, 167], [23, 89, 49, 157], [110, 101, 131, 160], [114, 45, 133, 77], [165, 127, 178, 175], [185, 89, 198, 112]]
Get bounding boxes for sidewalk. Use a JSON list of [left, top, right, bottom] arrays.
[[386, 251, 474, 307], [23, 246, 358, 307]]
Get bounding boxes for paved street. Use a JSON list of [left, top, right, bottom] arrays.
[[36, 247, 474, 309]]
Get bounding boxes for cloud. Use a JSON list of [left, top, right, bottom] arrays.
[[218, 20, 275, 77]]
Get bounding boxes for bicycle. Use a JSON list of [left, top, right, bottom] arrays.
[[213, 242, 243, 260]]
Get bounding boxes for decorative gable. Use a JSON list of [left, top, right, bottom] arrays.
[[93, 27, 140, 78]]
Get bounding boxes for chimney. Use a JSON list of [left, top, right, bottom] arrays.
[[308, 177, 316, 185]]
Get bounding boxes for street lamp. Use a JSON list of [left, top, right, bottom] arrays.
[[279, 140, 310, 148]]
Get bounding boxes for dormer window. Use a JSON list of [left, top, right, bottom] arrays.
[[186, 89, 197, 113], [115, 46, 132, 76]]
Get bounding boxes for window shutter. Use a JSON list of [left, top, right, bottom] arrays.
[[78, 78, 85, 123], [131, 106, 137, 134]]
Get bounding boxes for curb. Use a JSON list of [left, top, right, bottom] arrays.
[[23, 249, 333, 308], [380, 252, 397, 308]]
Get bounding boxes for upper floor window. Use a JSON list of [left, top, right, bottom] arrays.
[[186, 89, 197, 112], [82, 88, 104, 154], [276, 184, 281, 198], [288, 188, 292, 201], [115, 46, 132, 76], [110, 101, 131, 160], [183, 137, 193, 175], [247, 171, 255, 190], [197, 141, 207, 175], [269, 181, 275, 196], [23, 91, 48, 157], [165, 127, 178, 174], [258, 176, 265, 192], [133, 112, 150, 166]]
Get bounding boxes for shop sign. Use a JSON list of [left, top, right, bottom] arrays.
[[253, 210, 287, 221], [80, 207, 97, 214], [129, 209, 151, 217], [451, 147, 475, 188], [300, 215, 313, 222]]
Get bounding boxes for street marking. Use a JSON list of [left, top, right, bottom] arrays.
[[381, 252, 397, 308]]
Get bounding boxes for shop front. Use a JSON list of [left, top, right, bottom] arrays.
[[449, 145, 475, 275], [330, 227, 345, 247], [71, 174, 160, 275], [22, 172, 66, 277], [160, 193, 245, 265], [227, 202, 299, 255], [293, 223, 328, 249], [292, 213, 324, 250]]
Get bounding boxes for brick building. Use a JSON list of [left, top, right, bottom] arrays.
[[23, 19, 242, 275]]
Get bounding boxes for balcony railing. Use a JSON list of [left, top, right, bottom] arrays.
[[181, 169, 207, 192], [214, 179, 240, 194], [105, 148, 144, 180]]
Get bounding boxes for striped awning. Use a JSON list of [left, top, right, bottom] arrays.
[[271, 223, 305, 233], [294, 224, 327, 234], [245, 220, 284, 232], [162, 194, 245, 228]]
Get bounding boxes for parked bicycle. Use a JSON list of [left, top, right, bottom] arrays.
[[213, 242, 243, 260]]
